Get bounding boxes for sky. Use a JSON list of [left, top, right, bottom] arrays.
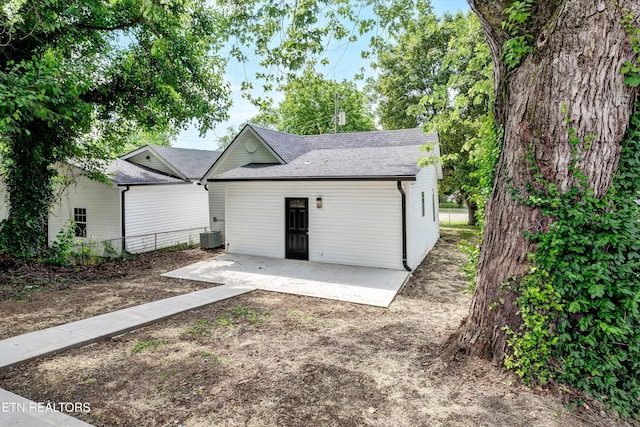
[[174, 0, 470, 149]]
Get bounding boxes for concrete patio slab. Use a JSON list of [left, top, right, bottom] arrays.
[[0, 256, 408, 426], [162, 254, 411, 307]]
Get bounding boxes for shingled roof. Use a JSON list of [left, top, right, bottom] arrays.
[[149, 146, 222, 179], [209, 125, 439, 181], [106, 159, 187, 185], [249, 126, 310, 163]]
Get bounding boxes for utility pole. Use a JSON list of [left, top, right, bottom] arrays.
[[334, 92, 339, 134], [334, 92, 346, 133]]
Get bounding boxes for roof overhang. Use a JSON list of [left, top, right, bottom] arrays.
[[200, 124, 286, 180], [116, 181, 192, 187], [120, 145, 188, 180], [208, 175, 417, 182]]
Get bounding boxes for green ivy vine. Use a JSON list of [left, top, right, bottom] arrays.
[[502, 10, 640, 418], [504, 105, 640, 418], [501, 0, 536, 70], [621, 9, 640, 87]]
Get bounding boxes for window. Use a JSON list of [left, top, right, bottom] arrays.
[[432, 189, 436, 222], [74, 208, 87, 237], [421, 192, 425, 217]]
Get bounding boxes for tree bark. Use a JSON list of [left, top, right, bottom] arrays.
[[1, 121, 60, 258], [466, 199, 478, 226], [455, 0, 639, 363]]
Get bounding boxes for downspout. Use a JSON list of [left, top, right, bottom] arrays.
[[397, 181, 412, 271], [121, 186, 130, 251]]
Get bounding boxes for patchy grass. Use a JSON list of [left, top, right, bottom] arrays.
[[131, 339, 169, 353], [441, 224, 480, 240], [0, 228, 619, 427]]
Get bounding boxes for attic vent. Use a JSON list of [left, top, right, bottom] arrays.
[[245, 139, 258, 153], [200, 231, 221, 249]]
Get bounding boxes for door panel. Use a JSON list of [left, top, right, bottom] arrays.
[[285, 198, 308, 260]]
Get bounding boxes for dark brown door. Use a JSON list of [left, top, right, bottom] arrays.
[[285, 198, 308, 260]]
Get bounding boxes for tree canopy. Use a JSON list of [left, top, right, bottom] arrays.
[[0, 0, 402, 257], [257, 69, 375, 135], [457, 0, 640, 418], [372, 8, 494, 224]]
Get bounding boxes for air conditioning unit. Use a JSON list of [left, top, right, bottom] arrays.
[[200, 231, 221, 249]]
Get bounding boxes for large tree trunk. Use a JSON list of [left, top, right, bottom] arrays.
[[0, 121, 59, 258], [455, 0, 639, 363], [466, 198, 478, 226]]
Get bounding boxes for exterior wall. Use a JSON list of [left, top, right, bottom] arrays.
[[127, 151, 178, 177], [209, 134, 279, 176], [205, 132, 283, 241], [0, 179, 8, 222], [48, 174, 122, 251], [224, 180, 405, 270], [124, 182, 209, 253], [208, 181, 225, 241], [406, 166, 440, 268]]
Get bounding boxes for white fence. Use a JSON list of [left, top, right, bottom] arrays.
[[438, 207, 469, 225], [71, 226, 210, 264]]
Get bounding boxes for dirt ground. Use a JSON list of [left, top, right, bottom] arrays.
[[0, 248, 220, 339], [0, 228, 626, 426]]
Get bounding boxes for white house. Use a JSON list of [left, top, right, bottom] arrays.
[[201, 125, 443, 271], [1, 146, 221, 254]]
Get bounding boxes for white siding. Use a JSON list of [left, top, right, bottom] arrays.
[[208, 181, 225, 241], [204, 131, 282, 242], [48, 174, 122, 251], [207, 134, 279, 176], [124, 182, 209, 253], [406, 166, 440, 268], [127, 151, 179, 177], [225, 181, 405, 270], [0, 179, 8, 221]]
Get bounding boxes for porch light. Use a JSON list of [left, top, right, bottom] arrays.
[[316, 197, 323, 208]]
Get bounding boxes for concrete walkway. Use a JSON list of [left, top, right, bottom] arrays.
[[0, 284, 253, 370], [162, 254, 411, 308], [0, 284, 253, 426], [0, 255, 409, 426]]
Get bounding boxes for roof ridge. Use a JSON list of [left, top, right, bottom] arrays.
[[150, 145, 221, 153]]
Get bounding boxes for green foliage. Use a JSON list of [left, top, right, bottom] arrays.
[[501, 0, 536, 70], [506, 105, 640, 418], [459, 239, 481, 294], [287, 309, 319, 324], [42, 221, 77, 266], [257, 68, 375, 135], [621, 10, 640, 87], [131, 339, 168, 353], [502, 35, 534, 70], [2, 0, 412, 258], [371, 8, 494, 224], [0, 0, 230, 257], [101, 240, 123, 260], [69, 241, 101, 266], [114, 128, 178, 158], [439, 202, 464, 209], [187, 306, 271, 335], [230, 306, 271, 326], [187, 319, 213, 336], [464, 115, 502, 227]]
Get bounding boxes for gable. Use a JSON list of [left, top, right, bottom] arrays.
[[203, 125, 442, 181], [124, 148, 186, 179], [203, 127, 283, 179], [150, 146, 222, 179]]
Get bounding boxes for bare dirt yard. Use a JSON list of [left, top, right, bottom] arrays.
[[0, 227, 625, 426]]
